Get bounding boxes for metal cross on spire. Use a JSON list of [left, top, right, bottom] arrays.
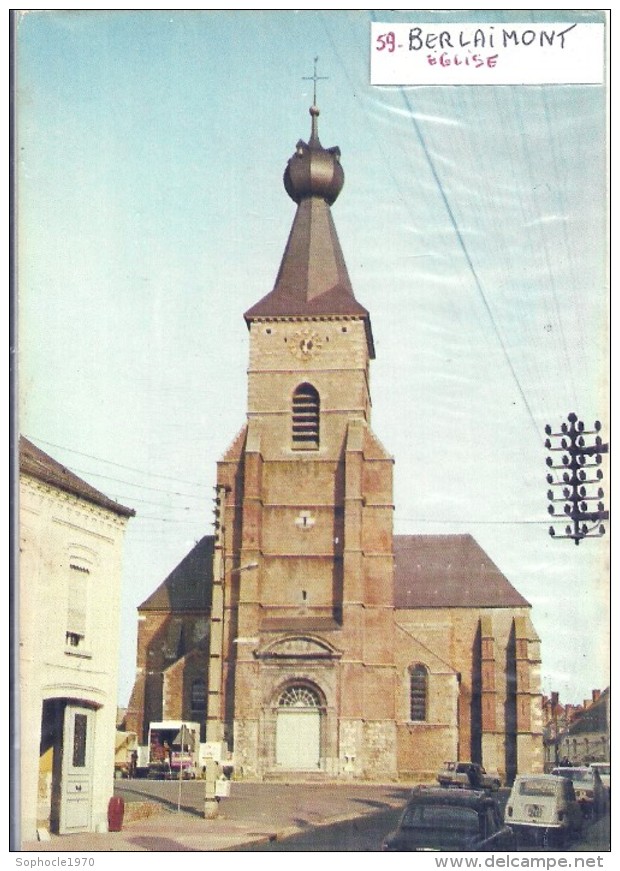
[[303, 56, 328, 106]]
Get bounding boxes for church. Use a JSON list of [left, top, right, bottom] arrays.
[[126, 97, 543, 783]]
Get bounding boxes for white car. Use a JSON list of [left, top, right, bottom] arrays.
[[436, 761, 501, 791], [504, 774, 583, 847]]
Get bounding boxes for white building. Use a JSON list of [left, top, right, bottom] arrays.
[[18, 436, 134, 841]]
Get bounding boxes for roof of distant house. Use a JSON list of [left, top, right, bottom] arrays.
[[567, 687, 610, 736], [394, 534, 530, 609], [19, 436, 135, 518]]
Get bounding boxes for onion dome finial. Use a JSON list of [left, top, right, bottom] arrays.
[[283, 58, 344, 206]]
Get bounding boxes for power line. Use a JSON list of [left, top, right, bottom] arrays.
[[510, 86, 577, 406], [61, 465, 206, 501], [395, 518, 549, 526], [357, 10, 541, 441], [396, 85, 542, 441], [25, 435, 210, 490], [135, 515, 209, 525]]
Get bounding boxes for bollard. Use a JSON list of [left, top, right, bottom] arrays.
[[107, 796, 125, 832]]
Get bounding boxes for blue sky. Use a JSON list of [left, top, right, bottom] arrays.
[[16, 8, 609, 708]]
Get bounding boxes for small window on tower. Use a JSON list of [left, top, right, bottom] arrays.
[[190, 679, 206, 716], [292, 383, 320, 450], [409, 664, 428, 722]]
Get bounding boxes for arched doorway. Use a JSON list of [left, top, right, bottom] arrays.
[[275, 685, 322, 770]]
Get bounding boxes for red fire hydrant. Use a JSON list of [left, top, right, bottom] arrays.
[[107, 796, 125, 832]]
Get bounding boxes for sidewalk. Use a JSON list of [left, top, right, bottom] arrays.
[[19, 782, 412, 852]]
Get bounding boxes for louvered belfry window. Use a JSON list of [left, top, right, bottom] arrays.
[[292, 383, 320, 450]]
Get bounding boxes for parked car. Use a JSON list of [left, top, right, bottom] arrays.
[[504, 774, 583, 847], [551, 767, 606, 818], [589, 762, 610, 791], [382, 786, 514, 852], [437, 761, 501, 791]]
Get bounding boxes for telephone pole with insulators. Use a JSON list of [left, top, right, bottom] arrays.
[[545, 412, 609, 545]]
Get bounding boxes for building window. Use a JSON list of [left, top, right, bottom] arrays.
[[190, 679, 206, 715], [66, 563, 90, 650], [72, 713, 88, 767], [409, 664, 428, 721], [278, 685, 321, 708], [292, 383, 320, 450]]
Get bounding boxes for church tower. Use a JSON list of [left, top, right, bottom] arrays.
[[214, 98, 398, 779]]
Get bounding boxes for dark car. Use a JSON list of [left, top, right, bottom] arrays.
[[382, 786, 515, 852]]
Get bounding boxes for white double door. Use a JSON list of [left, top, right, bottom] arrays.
[[275, 708, 320, 770]]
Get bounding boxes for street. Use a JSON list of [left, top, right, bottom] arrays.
[[115, 780, 610, 852], [235, 805, 610, 852]]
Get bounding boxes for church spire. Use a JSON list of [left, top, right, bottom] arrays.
[[244, 85, 375, 358]]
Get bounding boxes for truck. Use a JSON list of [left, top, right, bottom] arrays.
[[147, 721, 201, 779], [437, 761, 501, 791]]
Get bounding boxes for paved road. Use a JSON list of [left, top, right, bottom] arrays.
[[235, 804, 401, 851], [115, 778, 411, 828], [114, 780, 610, 852], [234, 807, 610, 852]]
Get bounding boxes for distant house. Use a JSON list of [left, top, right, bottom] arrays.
[[558, 689, 610, 766], [19, 437, 134, 840]]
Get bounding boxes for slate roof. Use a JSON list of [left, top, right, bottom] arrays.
[[138, 536, 214, 612], [139, 533, 529, 616], [394, 534, 530, 609], [245, 198, 370, 315], [20, 436, 135, 518]]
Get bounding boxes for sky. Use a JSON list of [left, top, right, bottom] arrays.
[[15, 8, 610, 710]]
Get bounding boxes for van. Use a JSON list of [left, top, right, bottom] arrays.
[[504, 774, 582, 847]]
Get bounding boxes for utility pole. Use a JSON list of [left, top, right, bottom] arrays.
[[204, 486, 258, 820], [545, 412, 609, 545], [204, 484, 228, 819]]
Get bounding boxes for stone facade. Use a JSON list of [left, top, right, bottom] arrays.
[[215, 307, 398, 779]]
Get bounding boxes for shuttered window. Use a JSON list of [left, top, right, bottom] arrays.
[[190, 679, 206, 715], [66, 563, 89, 649], [292, 383, 320, 450]]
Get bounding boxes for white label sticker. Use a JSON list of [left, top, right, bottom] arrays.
[[371, 22, 605, 85]]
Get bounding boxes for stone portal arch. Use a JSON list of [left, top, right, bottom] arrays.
[[275, 682, 323, 770]]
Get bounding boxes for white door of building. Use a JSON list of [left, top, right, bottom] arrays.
[[275, 686, 321, 770], [59, 705, 95, 834]]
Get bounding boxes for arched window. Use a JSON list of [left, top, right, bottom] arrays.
[[278, 685, 321, 708], [409, 664, 428, 721], [190, 679, 206, 715], [292, 383, 320, 450]]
